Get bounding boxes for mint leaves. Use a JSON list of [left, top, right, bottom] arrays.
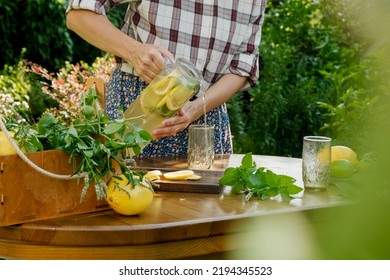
[[16, 88, 153, 202], [219, 153, 303, 202]]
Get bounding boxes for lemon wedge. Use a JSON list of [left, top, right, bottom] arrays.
[[163, 170, 194, 180]]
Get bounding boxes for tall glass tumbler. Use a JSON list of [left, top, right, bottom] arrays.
[[302, 136, 332, 190], [187, 125, 215, 170]]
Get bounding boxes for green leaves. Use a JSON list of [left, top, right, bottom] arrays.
[[103, 122, 123, 135], [219, 153, 303, 202], [219, 153, 257, 194], [18, 87, 153, 202]]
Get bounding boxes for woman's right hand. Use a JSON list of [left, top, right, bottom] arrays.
[[127, 43, 174, 83], [66, 9, 174, 83]]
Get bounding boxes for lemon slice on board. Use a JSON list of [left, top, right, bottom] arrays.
[[163, 170, 194, 180], [144, 170, 163, 181], [186, 174, 202, 181]]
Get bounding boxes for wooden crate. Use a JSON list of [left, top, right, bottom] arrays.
[[0, 150, 109, 226]]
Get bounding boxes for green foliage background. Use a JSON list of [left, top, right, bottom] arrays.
[[228, 0, 384, 157], [0, 0, 387, 159], [0, 0, 125, 71]]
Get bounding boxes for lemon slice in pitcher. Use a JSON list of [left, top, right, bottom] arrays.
[[140, 76, 180, 113], [166, 85, 194, 111], [153, 75, 179, 95]]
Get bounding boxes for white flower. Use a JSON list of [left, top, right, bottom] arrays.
[[0, 91, 30, 120]]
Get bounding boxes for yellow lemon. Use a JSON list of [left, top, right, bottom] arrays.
[[317, 147, 331, 165], [0, 131, 17, 156], [331, 145, 358, 166], [163, 170, 194, 180], [106, 174, 154, 216]]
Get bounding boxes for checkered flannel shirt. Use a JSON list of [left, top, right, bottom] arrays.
[[67, 0, 267, 88]]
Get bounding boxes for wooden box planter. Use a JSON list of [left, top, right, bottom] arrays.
[[0, 150, 109, 226]]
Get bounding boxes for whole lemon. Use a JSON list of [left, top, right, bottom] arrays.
[[331, 145, 358, 166], [106, 174, 154, 216], [0, 131, 17, 156], [330, 159, 355, 178]]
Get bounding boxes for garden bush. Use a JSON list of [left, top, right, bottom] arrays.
[[228, 0, 379, 157], [0, 59, 31, 122], [1, 0, 387, 158], [0, 55, 115, 127], [0, 0, 73, 71], [0, 0, 125, 71]]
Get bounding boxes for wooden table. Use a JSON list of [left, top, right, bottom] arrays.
[[0, 154, 346, 260]]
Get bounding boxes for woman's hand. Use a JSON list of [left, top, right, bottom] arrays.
[[128, 43, 174, 83], [151, 73, 247, 139], [66, 10, 174, 83], [151, 102, 197, 140]]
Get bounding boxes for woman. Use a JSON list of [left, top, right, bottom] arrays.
[[66, 0, 267, 157]]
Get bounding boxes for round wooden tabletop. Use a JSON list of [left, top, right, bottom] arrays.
[[0, 154, 346, 259]]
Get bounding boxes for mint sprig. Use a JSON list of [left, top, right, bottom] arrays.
[[14, 88, 153, 202], [219, 153, 303, 202]]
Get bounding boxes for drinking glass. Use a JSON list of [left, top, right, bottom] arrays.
[[187, 125, 215, 170], [302, 136, 332, 190]]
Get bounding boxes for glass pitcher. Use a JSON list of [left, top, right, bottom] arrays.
[[122, 58, 203, 135]]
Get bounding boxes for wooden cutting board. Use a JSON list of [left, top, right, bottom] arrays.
[[132, 167, 225, 194]]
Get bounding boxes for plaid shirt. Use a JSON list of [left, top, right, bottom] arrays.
[[67, 0, 267, 88]]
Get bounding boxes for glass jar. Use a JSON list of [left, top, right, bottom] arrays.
[[122, 58, 203, 135]]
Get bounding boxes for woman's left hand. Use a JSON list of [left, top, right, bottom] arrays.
[[151, 102, 196, 140], [151, 73, 247, 140]]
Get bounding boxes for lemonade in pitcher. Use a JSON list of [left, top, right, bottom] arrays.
[[123, 58, 203, 135]]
